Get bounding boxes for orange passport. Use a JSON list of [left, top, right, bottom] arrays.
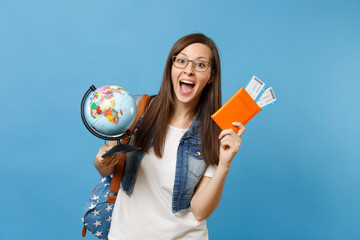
[[211, 87, 261, 132]]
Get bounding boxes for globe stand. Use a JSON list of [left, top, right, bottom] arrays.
[[101, 130, 140, 158], [81, 85, 140, 157]]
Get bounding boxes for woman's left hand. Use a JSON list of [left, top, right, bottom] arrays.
[[218, 122, 246, 171], [190, 122, 246, 220]]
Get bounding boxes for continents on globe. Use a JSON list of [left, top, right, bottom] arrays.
[[89, 86, 125, 125], [84, 84, 136, 136]]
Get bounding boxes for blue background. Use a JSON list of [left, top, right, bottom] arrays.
[[1, 0, 359, 239]]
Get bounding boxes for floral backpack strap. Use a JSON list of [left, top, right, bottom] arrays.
[[107, 94, 152, 203]]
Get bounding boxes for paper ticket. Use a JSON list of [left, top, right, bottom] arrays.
[[256, 87, 277, 109], [245, 76, 266, 101]]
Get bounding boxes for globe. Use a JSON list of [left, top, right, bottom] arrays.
[[83, 85, 136, 137]]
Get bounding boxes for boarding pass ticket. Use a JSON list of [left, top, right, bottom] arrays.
[[245, 76, 266, 101], [256, 87, 277, 109]]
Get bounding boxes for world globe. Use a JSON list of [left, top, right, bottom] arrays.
[[82, 85, 136, 138]]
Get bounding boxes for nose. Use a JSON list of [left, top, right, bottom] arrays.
[[183, 61, 195, 75]]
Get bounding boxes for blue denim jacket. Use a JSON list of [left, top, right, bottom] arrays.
[[120, 95, 207, 213]]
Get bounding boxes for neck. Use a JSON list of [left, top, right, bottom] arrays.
[[169, 100, 197, 129]]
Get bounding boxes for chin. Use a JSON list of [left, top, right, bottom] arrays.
[[175, 92, 199, 107]]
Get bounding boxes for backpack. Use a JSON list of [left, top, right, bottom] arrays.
[[81, 94, 152, 239]]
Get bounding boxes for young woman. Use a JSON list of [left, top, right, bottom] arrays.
[[94, 33, 246, 239]]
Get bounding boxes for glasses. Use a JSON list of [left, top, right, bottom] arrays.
[[172, 56, 211, 72]]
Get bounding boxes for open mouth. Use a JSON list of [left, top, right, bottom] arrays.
[[179, 80, 195, 94]]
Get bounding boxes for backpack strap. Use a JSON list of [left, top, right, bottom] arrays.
[[107, 94, 152, 203]]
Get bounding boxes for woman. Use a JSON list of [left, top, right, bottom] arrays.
[[94, 33, 246, 239]]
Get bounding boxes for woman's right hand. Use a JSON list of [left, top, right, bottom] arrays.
[[94, 141, 120, 176], [95, 141, 120, 166]]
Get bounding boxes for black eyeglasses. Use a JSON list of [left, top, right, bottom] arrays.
[[172, 56, 211, 72]]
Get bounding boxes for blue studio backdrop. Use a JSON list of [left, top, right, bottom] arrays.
[[0, 0, 359, 239]]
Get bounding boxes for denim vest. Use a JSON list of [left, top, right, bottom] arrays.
[[120, 95, 207, 213]]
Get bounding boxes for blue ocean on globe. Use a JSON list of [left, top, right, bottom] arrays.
[[84, 85, 136, 136]]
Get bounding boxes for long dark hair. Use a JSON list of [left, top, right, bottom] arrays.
[[134, 33, 222, 165]]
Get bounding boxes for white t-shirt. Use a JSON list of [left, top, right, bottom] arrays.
[[108, 125, 216, 240]]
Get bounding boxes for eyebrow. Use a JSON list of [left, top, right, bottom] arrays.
[[178, 53, 209, 60]]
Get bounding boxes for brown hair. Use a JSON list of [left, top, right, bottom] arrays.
[[134, 33, 222, 165]]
